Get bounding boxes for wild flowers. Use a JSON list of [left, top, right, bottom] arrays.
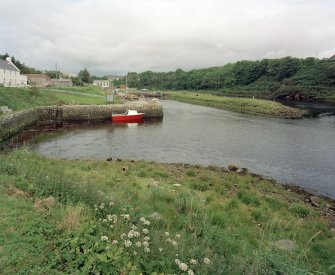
[[203, 257, 211, 264], [95, 200, 211, 274], [101, 236, 108, 241], [124, 240, 132, 247]]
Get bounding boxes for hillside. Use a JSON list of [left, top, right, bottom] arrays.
[[127, 57, 335, 101]]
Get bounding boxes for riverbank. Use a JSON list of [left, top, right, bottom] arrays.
[[0, 149, 334, 274], [166, 91, 307, 118]]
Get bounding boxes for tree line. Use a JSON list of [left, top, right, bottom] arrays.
[[126, 57, 335, 95]]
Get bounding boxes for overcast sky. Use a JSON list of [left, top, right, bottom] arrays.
[[1, 0, 334, 75]]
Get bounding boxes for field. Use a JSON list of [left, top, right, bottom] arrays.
[[0, 87, 109, 112], [0, 149, 334, 274]]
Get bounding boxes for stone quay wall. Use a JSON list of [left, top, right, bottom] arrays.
[[0, 102, 163, 142]]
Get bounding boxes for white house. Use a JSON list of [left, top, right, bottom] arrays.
[[0, 57, 27, 87], [93, 80, 109, 88]]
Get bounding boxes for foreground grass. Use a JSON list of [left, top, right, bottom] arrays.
[[167, 91, 306, 118], [0, 149, 334, 274], [0, 87, 107, 112]]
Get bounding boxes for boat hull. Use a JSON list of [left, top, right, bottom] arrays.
[[112, 113, 144, 123]]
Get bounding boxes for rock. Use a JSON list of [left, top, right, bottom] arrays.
[[273, 239, 296, 251], [117, 158, 122, 162], [228, 163, 239, 172], [331, 221, 335, 231], [34, 196, 56, 211], [106, 157, 113, 161], [149, 212, 162, 221], [122, 166, 129, 172], [309, 196, 320, 207]]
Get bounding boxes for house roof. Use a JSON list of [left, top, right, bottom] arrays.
[[0, 59, 20, 72], [23, 74, 51, 79]]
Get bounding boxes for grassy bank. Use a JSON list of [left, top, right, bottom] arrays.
[[166, 91, 306, 118], [0, 149, 334, 274], [0, 87, 107, 112]]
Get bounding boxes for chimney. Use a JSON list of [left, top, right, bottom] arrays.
[[6, 57, 12, 63]]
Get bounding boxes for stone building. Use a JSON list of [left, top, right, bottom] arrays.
[[24, 74, 52, 87], [0, 57, 27, 87], [93, 80, 109, 88], [51, 78, 73, 87]]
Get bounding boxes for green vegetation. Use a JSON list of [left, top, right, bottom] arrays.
[[1, 149, 334, 274], [0, 87, 107, 112], [0, 53, 41, 74], [168, 91, 306, 118], [127, 57, 335, 101]]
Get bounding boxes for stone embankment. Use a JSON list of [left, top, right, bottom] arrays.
[[0, 102, 163, 142]]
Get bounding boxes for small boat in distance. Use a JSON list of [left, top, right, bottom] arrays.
[[112, 110, 145, 123]]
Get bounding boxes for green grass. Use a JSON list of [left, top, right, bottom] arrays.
[[167, 91, 306, 118], [0, 87, 108, 112], [0, 149, 334, 274]]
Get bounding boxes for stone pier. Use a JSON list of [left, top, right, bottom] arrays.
[[0, 102, 163, 142]]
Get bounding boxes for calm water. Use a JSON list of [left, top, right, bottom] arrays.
[[32, 100, 335, 198]]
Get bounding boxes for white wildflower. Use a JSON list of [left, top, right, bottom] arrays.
[[159, 248, 163, 252], [179, 263, 188, 271], [171, 240, 177, 247], [135, 242, 142, 247], [99, 203, 105, 209], [109, 201, 114, 207], [124, 240, 132, 247], [143, 220, 150, 225], [166, 238, 172, 243], [143, 236, 150, 241], [165, 232, 170, 237], [102, 219, 107, 223], [176, 234, 181, 239], [203, 257, 211, 264], [112, 240, 118, 245], [175, 259, 181, 265], [121, 214, 130, 220], [133, 251, 137, 255], [101, 236, 108, 241], [142, 241, 150, 247], [190, 259, 198, 265], [188, 269, 194, 275], [110, 225, 114, 228], [131, 224, 137, 230], [144, 247, 150, 253], [121, 233, 126, 239], [142, 228, 149, 234], [140, 217, 146, 222], [128, 230, 135, 238]]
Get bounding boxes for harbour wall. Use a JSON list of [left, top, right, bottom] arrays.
[[0, 102, 163, 142]]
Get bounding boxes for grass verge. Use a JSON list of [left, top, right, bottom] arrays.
[[0, 149, 334, 274], [166, 91, 306, 118]]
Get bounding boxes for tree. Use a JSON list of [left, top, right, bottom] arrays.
[[78, 68, 91, 83]]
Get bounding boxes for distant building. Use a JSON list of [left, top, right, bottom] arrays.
[[51, 78, 73, 87], [0, 57, 27, 87], [93, 80, 109, 88], [24, 73, 52, 87]]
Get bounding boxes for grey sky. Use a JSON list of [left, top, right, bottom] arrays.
[[1, 0, 334, 75]]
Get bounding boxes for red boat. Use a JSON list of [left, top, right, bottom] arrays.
[[112, 110, 145, 123]]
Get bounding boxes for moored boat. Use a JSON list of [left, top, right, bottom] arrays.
[[112, 110, 145, 123]]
